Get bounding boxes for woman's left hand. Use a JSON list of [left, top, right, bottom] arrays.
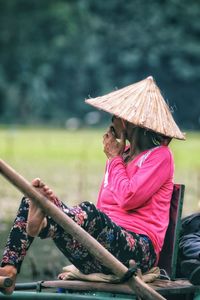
[[103, 130, 126, 159]]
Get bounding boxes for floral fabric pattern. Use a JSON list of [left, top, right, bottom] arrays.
[[1, 198, 156, 274]]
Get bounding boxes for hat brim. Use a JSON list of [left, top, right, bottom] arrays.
[[85, 77, 185, 141]]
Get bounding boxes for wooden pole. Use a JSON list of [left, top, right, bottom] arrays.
[[0, 159, 166, 300]]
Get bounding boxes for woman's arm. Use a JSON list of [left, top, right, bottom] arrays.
[[107, 147, 173, 210]]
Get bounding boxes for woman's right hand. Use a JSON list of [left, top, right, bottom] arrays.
[[103, 129, 126, 159]]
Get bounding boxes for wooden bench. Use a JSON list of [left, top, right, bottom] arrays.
[[39, 279, 200, 299]]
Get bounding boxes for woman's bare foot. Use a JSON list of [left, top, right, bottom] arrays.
[[0, 265, 17, 295], [27, 178, 59, 237]]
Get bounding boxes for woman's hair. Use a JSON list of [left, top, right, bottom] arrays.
[[128, 125, 171, 151]]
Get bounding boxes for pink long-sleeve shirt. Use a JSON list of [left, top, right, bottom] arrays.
[[97, 145, 174, 261]]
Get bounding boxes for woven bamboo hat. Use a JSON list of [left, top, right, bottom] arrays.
[[85, 76, 185, 140]]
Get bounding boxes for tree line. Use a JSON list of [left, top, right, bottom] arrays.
[[0, 0, 199, 129]]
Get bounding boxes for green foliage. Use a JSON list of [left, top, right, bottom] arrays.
[[0, 0, 200, 128], [171, 132, 200, 169]]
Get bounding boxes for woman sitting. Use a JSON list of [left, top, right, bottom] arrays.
[[0, 76, 185, 294]]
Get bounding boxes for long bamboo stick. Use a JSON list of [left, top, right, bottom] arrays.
[[0, 159, 166, 300]]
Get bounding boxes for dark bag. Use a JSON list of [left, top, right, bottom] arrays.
[[178, 213, 200, 284], [179, 213, 200, 260]]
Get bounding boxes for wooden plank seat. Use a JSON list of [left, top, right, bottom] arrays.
[[40, 279, 200, 297]]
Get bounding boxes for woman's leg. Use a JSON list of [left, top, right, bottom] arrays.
[[39, 201, 157, 275], [0, 177, 53, 272], [0, 178, 59, 294], [0, 197, 34, 294], [1, 197, 34, 271]]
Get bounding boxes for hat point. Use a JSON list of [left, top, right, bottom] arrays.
[[147, 76, 153, 81]]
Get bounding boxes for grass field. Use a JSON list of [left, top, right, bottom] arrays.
[[0, 127, 199, 217], [0, 127, 199, 282]]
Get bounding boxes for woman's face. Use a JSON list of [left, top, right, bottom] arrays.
[[110, 116, 125, 139], [110, 116, 138, 142]]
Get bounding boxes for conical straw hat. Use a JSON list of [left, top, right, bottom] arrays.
[[85, 76, 185, 140]]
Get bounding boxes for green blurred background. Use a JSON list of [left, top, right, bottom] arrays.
[[0, 0, 200, 129], [0, 0, 200, 283]]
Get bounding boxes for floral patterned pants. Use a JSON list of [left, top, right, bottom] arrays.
[[1, 197, 156, 274]]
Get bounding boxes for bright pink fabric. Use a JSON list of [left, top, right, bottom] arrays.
[[97, 145, 174, 261]]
